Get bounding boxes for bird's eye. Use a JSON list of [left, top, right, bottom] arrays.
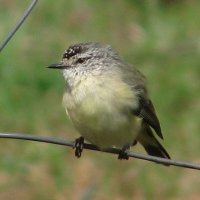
[[77, 58, 85, 64], [76, 56, 91, 64]]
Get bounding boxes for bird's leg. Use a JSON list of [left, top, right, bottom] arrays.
[[118, 145, 130, 160], [73, 136, 84, 158]]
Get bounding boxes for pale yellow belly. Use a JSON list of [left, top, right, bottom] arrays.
[[63, 74, 141, 149], [74, 113, 141, 149], [65, 96, 141, 149]]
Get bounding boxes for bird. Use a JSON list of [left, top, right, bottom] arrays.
[[48, 42, 170, 160]]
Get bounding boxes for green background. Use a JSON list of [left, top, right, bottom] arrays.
[[0, 0, 200, 199]]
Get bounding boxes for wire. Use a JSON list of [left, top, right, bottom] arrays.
[[0, 132, 200, 170], [0, 0, 38, 52]]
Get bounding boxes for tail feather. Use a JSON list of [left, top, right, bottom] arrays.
[[142, 141, 170, 159], [137, 121, 170, 160]]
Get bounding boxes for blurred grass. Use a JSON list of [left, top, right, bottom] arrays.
[[0, 0, 200, 199]]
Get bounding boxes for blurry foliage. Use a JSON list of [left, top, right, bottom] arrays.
[[0, 0, 200, 199]]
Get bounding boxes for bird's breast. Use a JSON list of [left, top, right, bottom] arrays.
[[63, 74, 140, 148]]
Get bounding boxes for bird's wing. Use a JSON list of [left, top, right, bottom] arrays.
[[121, 64, 163, 139], [133, 96, 163, 139]]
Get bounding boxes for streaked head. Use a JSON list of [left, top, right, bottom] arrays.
[[48, 42, 121, 79]]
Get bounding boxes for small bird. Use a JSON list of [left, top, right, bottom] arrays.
[[48, 42, 170, 160]]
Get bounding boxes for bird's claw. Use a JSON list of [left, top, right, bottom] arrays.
[[74, 137, 84, 158], [118, 146, 129, 160]]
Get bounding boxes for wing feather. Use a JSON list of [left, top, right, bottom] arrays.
[[133, 96, 163, 139]]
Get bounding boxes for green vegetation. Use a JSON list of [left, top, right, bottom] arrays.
[[0, 0, 200, 199]]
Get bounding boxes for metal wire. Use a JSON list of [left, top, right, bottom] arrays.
[[0, 0, 38, 52], [0, 132, 200, 170]]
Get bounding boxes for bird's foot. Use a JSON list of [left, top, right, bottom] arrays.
[[118, 146, 129, 160], [73, 136, 84, 158]]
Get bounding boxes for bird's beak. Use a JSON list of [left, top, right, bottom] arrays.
[[48, 62, 69, 69]]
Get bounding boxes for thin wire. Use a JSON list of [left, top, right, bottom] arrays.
[[0, 132, 200, 170], [0, 0, 38, 52]]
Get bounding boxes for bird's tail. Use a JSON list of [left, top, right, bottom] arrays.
[[137, 121, 170, 160]]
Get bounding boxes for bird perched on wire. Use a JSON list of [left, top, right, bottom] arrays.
[[48, 42, 170, 160]]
